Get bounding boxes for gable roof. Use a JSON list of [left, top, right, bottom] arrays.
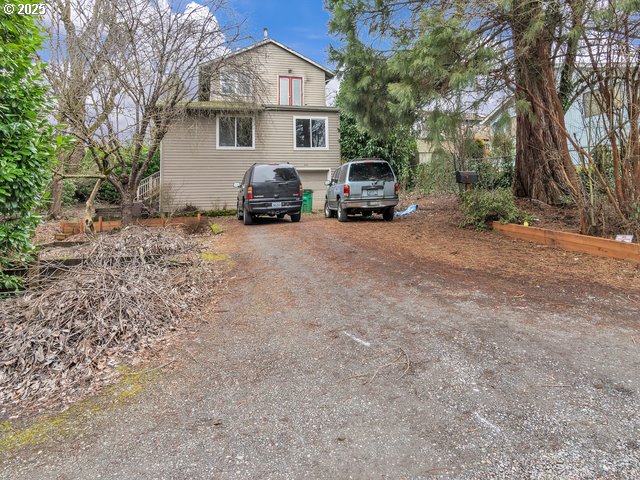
[[214, 38, 335, 81], [480, 95, 515, 127]]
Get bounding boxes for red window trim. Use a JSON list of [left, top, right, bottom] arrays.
[[278, 75, 303, 106]]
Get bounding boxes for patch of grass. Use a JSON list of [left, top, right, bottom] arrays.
[[210, 223, 223, 235], [0, 365, 159, 453], [200, 252, 228, 262]]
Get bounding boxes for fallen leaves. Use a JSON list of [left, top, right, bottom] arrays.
[[0, 226, 221, 411]]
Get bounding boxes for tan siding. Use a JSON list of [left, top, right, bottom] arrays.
[[298, 170, 331, 210], [160, 110, 340, 211], [210, 43, 327, 107]]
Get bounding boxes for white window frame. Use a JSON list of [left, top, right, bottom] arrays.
[[293, 116, 329, 150], [216, 115, 256, 150], [220, 71, 252, 97]]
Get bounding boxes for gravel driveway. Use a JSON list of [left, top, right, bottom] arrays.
[[2, 216, 639, 479]]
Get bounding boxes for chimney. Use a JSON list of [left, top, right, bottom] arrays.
[[263, 27, 268, 39]]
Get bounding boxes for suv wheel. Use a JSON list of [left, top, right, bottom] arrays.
[[236, 201, 243, 220], [243, 203, 254, 225], [324, 200, 334, 218], [337, 201, 348, 222], [290, 212, 301, 223], [382, 207, 395, 222]]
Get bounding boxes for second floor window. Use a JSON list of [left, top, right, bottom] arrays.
[[220, 71, 252, 97], [279, 76, 302, 106]]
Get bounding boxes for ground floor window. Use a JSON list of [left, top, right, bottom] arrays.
[[294, 117, 327, 149], [217, 116, 254, 148]]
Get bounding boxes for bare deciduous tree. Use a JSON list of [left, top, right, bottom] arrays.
[[45, 0, 256, 225], [566, 2, 640, 235]]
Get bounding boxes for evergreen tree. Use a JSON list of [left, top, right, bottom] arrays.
[[328, 0, 591, 229], [338, 93, 417, 185]]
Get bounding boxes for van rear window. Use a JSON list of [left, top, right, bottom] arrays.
[[252, 165, 299, 182], [348, 162, 394, 182]]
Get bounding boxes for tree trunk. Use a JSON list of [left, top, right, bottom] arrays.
[[49, 144, 85, 219], [84, 178, 102, 234], [121, 189, 135, 225], [512, 41, 578, 205], [510, 4, 592, 234], [510, 4, 587, 216], [49, 171, 64, 219]]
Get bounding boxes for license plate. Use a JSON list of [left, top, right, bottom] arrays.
[[368, 201, 381, 206], [364, 189, 381, 197], [271, 202, 283, 208]]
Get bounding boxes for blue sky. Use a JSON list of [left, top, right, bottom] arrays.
[[231, 0, 336, 69]]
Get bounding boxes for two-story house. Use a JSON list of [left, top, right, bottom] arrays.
[[156, 37, 340, 212]]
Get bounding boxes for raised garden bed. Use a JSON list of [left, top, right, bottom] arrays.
[[492, 222, 640, 263], [58, 214, 209, 237]]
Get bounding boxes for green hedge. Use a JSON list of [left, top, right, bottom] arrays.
[[460, 188, 532, 231]]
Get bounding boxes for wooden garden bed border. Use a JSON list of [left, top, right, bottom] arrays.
[[492, 222, 640, 263], [60, 214, 205, 235]]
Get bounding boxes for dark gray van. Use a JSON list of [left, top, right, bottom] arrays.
[[234, 163, 303, 225], [324, 159, 399, 222]]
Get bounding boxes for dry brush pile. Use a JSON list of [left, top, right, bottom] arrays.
[[0, 227, 221, 411]]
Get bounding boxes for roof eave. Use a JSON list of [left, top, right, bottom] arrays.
[[200, 38, 335, 78]]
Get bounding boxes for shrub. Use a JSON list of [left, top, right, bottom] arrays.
[[97, 181, 121, 204], [73, 178, 95, 202], [72, 178, 121, 204], [469, 156, 514, 190], [460, 188, 531, 230], [414, 156, 458, 194], [0, 8, 56, 289], [61, 180, 77, 206]]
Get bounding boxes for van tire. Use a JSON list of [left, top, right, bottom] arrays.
[[290, 212, 301, 223], [382, 207, 395, 221]]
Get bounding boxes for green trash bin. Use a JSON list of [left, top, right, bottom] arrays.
[[302, 189, 313, 213]]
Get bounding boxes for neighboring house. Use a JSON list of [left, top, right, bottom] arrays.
[[152, 37, 340, 211], [479, 91, 617, 164], [416, 112, 487, 164], [478, 96, 516, 140]]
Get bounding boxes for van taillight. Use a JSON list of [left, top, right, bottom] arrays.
[[247, 186, 253, 200], [298, 184, 303, 197], [344, 184, 350, 196], [394, 182, 399, 195]]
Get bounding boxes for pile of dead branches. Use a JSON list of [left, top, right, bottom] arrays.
[[0, 227, 218, 410]]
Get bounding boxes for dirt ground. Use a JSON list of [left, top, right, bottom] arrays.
[[330, 194, 639, 295], [34, 196, 640, 294], [2, 205, 639, 479]]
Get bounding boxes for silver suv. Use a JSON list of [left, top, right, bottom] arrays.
[[324, 159, 399, 222]]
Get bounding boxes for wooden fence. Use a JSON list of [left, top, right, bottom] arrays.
[[492, 222, 640, 263]]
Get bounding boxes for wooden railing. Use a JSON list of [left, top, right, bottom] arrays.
[[136, 171, 160, 201]]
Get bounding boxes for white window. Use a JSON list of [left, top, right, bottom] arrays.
[[279, 76, 303, 106], [217, 116, 255, 149], [220, 71, 252, 97], [294, 117, 327, 149]]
